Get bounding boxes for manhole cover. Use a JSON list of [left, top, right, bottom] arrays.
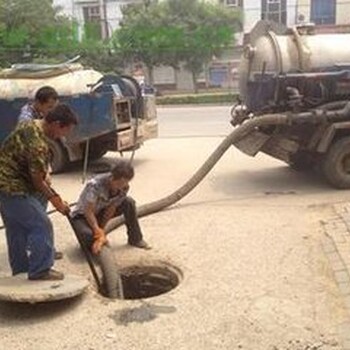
[[0, 274, 89, 303], [119, 265, 181, 300]]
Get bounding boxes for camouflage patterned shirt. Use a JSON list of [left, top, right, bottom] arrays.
[[0, 120, 49, 194]]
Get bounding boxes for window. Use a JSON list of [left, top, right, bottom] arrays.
[[83, 6, 101, 23], [221, 0, 243, 7], [226, 0, 238, 6], [83, 6, 102, 39], [261, 0, 286, 25], [310, 0, 336, 25]]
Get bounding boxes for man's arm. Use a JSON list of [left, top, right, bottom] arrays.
[[99, 204, 117, 229], [31, 171, 55, 199], [31, 171, 70, 215], [83, 202, 100, 232], [84, 202, 108, 255]]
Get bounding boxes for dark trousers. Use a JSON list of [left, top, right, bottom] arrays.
[[71, 197, 143, 249]]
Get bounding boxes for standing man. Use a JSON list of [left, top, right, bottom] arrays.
[[0, 104, 77, 280], [18, 85, 59, 122], [71, 159, 151, 255], [18, 85, 62, 259]]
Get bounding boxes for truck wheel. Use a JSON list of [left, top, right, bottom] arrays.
[[47, 139, 68, 174], [98, 246, 124, 299], [322, 137, 350, 188]]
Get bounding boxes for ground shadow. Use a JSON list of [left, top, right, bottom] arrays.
[[61, 154, 149, 176], [0, 294, 85, 326], [212, 164, 332, 198]]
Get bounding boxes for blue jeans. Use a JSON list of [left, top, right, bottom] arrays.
[[0, 192, 54, 278]]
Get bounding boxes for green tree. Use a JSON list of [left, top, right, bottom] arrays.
[[112, 1, 172, 84], [0, 0, 84, 66], [163, 0, 241, 92], [0, 0, 57, 32], [112, 0, 241, 91]]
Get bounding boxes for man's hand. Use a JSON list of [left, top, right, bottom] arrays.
[[92, 227, 108, 255], [49, 195, 70, 215]]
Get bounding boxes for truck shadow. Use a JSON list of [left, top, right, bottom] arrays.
[[212, 164, 334, 198], [62, 155, 149, 175]]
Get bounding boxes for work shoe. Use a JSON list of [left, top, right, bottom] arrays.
[[129, 239, 151, 250], [54, 251, 63, 260], [29, 269, 64, 281]]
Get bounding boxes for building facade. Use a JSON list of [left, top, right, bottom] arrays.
[[207, 0, 350, 92], [53, 0, 350, 92], [54, 0, 141, 40], [297, 0, 344, 25]]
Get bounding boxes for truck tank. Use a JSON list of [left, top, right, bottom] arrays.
[[238, 20, 350, 113]]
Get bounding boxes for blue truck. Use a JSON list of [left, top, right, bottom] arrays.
[[0, 62, 158, 172]]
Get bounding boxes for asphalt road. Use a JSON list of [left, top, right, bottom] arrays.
[[157, 105, 233, 138]]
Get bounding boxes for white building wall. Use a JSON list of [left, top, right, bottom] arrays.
[[243, 0, 262, 34], [287, 0, 298, 27], [105, 1, 123, 33], [53, 0, 141, 39], [243, 0, 298, 34]]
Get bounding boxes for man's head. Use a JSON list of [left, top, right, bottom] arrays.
[[108, 159, 135, 194], [34, 86, 59, 117], [43, 103, 78, 139]]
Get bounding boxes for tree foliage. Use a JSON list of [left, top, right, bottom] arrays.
[[112, 0, 241, 90], [0, 0, 105, 70], [0, 0, 78, 65], [0, 0, 241, 82]]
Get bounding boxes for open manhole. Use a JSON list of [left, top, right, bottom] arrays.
[[118, 264, 181, 300]]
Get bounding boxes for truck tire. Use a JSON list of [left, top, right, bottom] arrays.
[[47, 139, 68, 174], [98, 246, 124, 299], [322, 137, 350, 188]]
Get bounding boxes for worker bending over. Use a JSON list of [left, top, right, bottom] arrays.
[[71, 159, 151, 255]]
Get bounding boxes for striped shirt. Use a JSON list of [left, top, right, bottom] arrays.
[[18, 103, 42, 123]]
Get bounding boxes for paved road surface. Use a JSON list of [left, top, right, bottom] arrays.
[[0, 106, 349, 350]]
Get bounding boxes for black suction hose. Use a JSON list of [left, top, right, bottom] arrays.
[[65, 214, 103, 292]]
